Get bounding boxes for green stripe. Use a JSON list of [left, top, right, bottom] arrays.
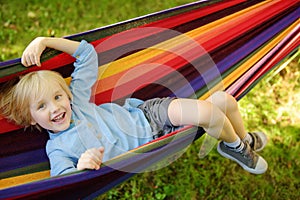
[[0, 162, 49, 179]]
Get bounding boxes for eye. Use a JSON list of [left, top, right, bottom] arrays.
[[38, 103, 46, 110], [55, 95, 62, 100]]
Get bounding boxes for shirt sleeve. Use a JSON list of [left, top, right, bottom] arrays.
[[46, 142, 78, 176], [70, 40, 99, 105]]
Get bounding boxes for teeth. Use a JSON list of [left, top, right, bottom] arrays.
[[53, 113, 64, 121]]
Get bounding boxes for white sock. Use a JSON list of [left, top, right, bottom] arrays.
[[243, 133, 253, 145], [224, 137, 244, 152]]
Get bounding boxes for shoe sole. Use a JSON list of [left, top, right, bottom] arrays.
[[217, 143, 267, 174], [254, 132, 268, 152]]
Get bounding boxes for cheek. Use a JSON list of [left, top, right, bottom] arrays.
[[29, 110, 38, 125], [65, 99, 72, 111], [67, 104, 72, 116], [29, 108, 45, 125]]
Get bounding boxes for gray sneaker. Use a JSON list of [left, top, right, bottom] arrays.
[[217, 141, 268, 174], [248, 132, 268, 152]]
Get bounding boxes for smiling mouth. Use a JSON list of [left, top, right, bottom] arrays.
[[52, 112, 66, 122]]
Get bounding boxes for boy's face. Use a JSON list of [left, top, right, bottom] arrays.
[[29, 82, 72, 133]]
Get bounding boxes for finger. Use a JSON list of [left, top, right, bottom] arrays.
[[98, 147, 104, 162], [21, 57, 28, 67], [24, 58, 32, 67], [21, 53, 30, 67], [78, 157, 100, 170], [78, 160, 99, 170], [28, 54, 36, 66], [99, 147, 105, 153], [86, 149, 102, 164], [78, 148, 103, 170], [22, 52, 36, 67], [34, 54, 41, 66], [84, 158, 100, 169]]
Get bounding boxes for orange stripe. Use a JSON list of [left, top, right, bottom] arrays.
[[0, 170, 50, 189]]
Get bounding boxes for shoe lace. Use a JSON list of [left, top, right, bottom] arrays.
[[240, 142, 258, 168]]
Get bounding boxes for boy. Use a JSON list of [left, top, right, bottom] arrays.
[[0, 37, 267, 176]]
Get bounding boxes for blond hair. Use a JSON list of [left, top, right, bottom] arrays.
[[0, 70, 72, 128]]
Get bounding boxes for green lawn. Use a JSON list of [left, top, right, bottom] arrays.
[[1, 1, 299, 199]]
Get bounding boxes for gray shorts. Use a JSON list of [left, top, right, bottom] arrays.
[[138, 97, 181, 139]]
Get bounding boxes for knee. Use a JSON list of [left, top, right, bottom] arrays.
[[200, 101, 228, 136], [209, 91, 239, 113], [195, 100, 227, 130]]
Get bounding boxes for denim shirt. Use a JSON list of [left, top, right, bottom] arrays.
[[46, 40, 153, 176]]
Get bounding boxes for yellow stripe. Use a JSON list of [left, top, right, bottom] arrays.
[[185, 0, 274, 42], [62, 0, 276, 88], [0, 170, 50, 189], [96, 0, 275, 80]]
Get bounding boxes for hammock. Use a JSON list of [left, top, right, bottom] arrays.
[[0, 0, 299, 199]]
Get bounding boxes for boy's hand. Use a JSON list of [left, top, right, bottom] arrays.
[[77, 147, 105, 171], [21, 37, 46, 67], [21, 37, 80, 67]]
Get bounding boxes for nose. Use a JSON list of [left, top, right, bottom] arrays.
[[49, 101, 60, 113]]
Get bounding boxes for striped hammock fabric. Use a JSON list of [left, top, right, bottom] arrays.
[[0, 0, 299, 199]]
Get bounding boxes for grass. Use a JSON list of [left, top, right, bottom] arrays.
[[0, 0, 194, 61], [1, 0, 299, 199]]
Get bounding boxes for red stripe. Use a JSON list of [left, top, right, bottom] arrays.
[[0, 118, 22, 134], [92, 0, 245, 52]]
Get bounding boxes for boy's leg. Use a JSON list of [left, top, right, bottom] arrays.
[[168, 98, 238, 142], [168, 98, 268, 174], [205, 91, 247, 139], [206, 91, 267, 151]]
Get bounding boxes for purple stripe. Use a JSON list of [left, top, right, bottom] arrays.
[[227, 23, 300, 95], [175, 7, 300, 98], [0, 148, 48, 174], [0, 128, 203, 199]]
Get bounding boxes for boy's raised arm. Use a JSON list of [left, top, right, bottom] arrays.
[[21, 37, 80, 67]]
